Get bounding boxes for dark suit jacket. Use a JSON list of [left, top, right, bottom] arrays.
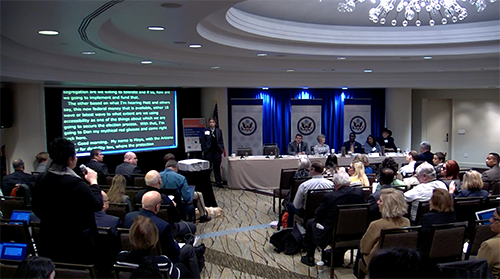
[[418, 151, 434, 165], [482, 165, 500, 193], [287, 141, 310, 155], [133, 186, 173, 206], [95, 210, 122, 235], [86, 159, 108, 175], [342, 140, 363, 153], [368, 184, 393, 221], [312, 186, 365, 248], [2, 170, 36, 195], [200, 128, 224, 154], [124, 209, 180, 262], [115, 162, 141, 184], [377, 137, 397, 150]]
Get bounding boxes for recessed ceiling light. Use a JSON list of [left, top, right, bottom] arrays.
[[364, 69, 373, 73], [81, 51, 95, 55], [210, 66, 220, 69], [337, 57, 347, 60], [302, 87, 309, 89], [38, 30, 59, 35], [257, 53, 267, 57], [141, 60, 153, 64], [437, 69, 446, 72], [342, 87, 348, 90], [286, 69, 295, 72], [262, 87, 269, 90], [423, 56, 433, 60], [189, 44, 202, 48], [148, 26, 165, 31]]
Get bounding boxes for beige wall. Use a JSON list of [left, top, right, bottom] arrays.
[[385, 88, 412, 152], [3, 83, 46, 173]]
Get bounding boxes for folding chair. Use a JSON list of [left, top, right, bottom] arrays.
[[427, 221, 468, 263]]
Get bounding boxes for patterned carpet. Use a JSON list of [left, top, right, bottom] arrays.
[[195, 188, 357, 279]]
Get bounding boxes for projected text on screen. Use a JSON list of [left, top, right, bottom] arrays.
[[62, 89, 177, 156]]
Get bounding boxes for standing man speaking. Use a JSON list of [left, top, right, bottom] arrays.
[[201, 118, 224, 188]]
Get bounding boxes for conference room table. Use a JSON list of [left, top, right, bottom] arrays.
[[226, 154, 407, 190]]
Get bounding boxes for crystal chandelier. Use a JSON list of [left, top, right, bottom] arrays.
[[338, 0, 497, 27]]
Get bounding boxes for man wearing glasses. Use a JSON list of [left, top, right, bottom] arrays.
[[477, 206, 500, 279], [115, 152, 141, 185]]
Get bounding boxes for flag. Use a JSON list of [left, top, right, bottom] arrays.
[[212, 103, 219, 128]]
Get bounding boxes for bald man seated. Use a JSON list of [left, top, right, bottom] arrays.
[[124, 191, 200, 278], [94, 191, 122, 235], [2, 158, 36, 196], [115, 152, 141, 184]]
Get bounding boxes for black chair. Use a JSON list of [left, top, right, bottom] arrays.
[[159, 188, 194, 222], [0, 259, 19, 278], [438, 259, 493, 279], [379, 226, 421, 249], [54, 262, 97, 278], [273, 168, 296, 214], [125, 186, 142, 205], [107, 203, 130, 224], [454, 196, 483, 238], [484, 194, 500, 210], [0, 196, 26, 219], [95, 227, 120, 276], [289, 177, 310, 205], [113, 264, 171, 279], [427, 221, 468, 263], [464, 220, 497, 260], [293, 188, 333, 225], [413, 201, 430, 225], [330, 203, 370, 279], [133, 177, 146, 188]]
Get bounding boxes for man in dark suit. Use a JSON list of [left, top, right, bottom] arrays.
[[417, 141, 434, 164], [368, 168, 395, 222], [115, 152, 141, 184], [94, 191, 121, 235], [482, 152, 500, 194], [301, 171, 365, 267], [124, 191, 200, 278], [287, 133, 309, 155], [342, 132, 363, 154], [200, 118, 224, 187], [86, 149, 108, 175], [2, 158, 36, 195]]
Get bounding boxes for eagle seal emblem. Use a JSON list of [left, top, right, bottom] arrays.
[[350, 116, 366, 134], [238, 117, 257, 136], [297, 117, 315, 136]]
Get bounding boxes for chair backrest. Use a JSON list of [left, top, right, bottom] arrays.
[[114, 264, 171, 279], [0, 196, 26, 219], [483, 180, 500, 195], [279, 168, 297, 192], [438, 259, 493, 279], [414, 201, 430, 225], [125, 187, 142, 205], [54, 262, 96, 279], [334, 203, 370, 237], [107, 203, 129, 223], [379, 226, 421, 249], [484, 195, 500, 210], [0, 262, 18, 278], [454, 197, 483, 236], [290, 177, 309, 203], [0, 219, 36, 257], [105, 175, 114, 186], [303, 188, 333, 222], [428, 221, 467, 262], [95, 227, 120, 271], [465, 220, 498, 260], [134, 177, 146, 188], [367, 174, 376, 186]]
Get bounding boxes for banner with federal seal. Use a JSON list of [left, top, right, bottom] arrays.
[[291, 99, 323, 151], [231, 99, 263, 155], [343, 104, 371, 144]]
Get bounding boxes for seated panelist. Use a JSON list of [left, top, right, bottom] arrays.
[[288, 134, 309, 155], [342, 132, 363, 154], [312, 134, 330, 156]]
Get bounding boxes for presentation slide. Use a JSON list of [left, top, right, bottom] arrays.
[[61, 89, 177, 156]]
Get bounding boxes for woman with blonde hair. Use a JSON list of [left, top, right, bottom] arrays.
[[360, 188, 410, 266], [107, 175, 133, 212], [350, 161, 369, 186], [450, 170, 488, 201], [312, 134, 330, 156]]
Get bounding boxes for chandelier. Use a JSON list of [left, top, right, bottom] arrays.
[[338, 0, 497, 27]]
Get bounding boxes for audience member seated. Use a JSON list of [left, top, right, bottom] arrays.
[[164, 153, 176, 164], [419, 188, 456, 253], [342, 132, 363, 154], [440, 160, 461, 191], [376, 128, 397, 152], [123, 191, 200, 278], [31, 137, 103, 264], [287, 161, 333, 228], [353, 154, 374, 175], [294, 157, 311, 178], [403, 161, 425, 188], [324, 154, 339, 177], [107, 174, 133, 212], [117, 215, 192, 279], [368, 168, 396, 221], [404, 162, 448, 222], [477, 206, 500, 279], [287, 133, 309, 155], [134, 170, 175, 208], [361, 188, 410, 267], [115, 152, 141, 184], [35, 152, 50, 173], [312, 134, 330, 156], [376, 157, 405, 191], [86, 149, 108, 176], [417, 141, 434, 165], [482, 152, 500, 194], [363, 135, 381, 154], [300, 171, 365, 267], [433, 152, 446, 179], [2, 158, 36, 196], [399, 150, 418, 178], [350, 161, 369, 187], [13, 256, 55, 279], [450, 170, 488, 201], [160, 160, 211, 223], [95, 191, 122, 235], [368, 247, 443, 279]]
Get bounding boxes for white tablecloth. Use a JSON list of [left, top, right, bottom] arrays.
[[226, 154, 407, 190]]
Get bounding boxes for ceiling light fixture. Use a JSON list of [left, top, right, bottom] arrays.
[[286, 69, 295, 72], [262, 87, 269, 90], [342, 87, 349, 90], [210, 66, 220, 69], [141, 60, 153, 64], [337, 0, 497, 27], [81, 51, 96, 55], [337, 57, 347, 60], [257, 53, 268, 57], [148, 26, 165, 31], [38, 30, 59, 35], [423, 56, 433, 59], [364, 69, 373, 73], [189, 44, 202, 48]]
